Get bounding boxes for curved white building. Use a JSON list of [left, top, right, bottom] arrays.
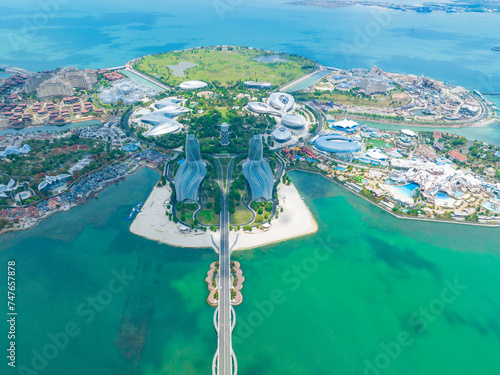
[[271, 127, 292, 142], [330, 119, 359, 133], [144, 117, 181, 136], [269, 92, 294, 112], [281, 113, 306, 129], [38, 174, 71, 191], [154, 98, 184, 110], [157, 105, 190, 117], [179, 80, 208, 90], [247, 101, 282, 116]]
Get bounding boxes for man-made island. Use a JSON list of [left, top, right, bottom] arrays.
[[1, 45, 499, 237]]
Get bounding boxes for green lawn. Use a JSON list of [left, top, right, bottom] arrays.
[[134, 46, 316, 87], [230, 206, 253, 225], [198, 209, 219, 226]]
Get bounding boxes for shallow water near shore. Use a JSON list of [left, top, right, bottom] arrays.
[[2, 168, 500, 374]]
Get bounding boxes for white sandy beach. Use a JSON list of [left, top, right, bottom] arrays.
[[382, 183, 414, 205], [230, 183, 318, 251], [129, 185, 220, 251], [130, 182, 318, 252]]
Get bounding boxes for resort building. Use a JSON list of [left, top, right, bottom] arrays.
[[242, 135, 274, 202], [174, 135, 207, 203], [36, 78, 74, 98]]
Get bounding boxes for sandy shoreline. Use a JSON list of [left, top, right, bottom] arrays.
[[129, 184, 220, 251], [230, 183, 318, 251], [129, 182, 318, 252]]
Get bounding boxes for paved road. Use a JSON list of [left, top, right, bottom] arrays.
[[216, 159, 233, 375]]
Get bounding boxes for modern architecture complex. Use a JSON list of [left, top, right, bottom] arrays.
[[139, 98, 189, 136], [38, 174, 71, 191], [174, 135, 207, 203], [247, 92, 307, 131], [242, 135, 274, 201]]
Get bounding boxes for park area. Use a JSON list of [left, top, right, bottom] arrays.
[[133, 46, 316, 87]]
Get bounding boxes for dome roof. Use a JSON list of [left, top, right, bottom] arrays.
[[282, 113, 306, 129], [314, 135, 361, 153], [272, 127, 292, 142], [179, 80, 208, 90]]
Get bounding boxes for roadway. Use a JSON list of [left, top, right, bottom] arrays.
[[215, 158, 234, 375]]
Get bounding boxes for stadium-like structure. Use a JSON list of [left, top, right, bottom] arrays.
[[242, 135, 274, 201], [314, 134, 362, 153], [179, 80, 208, 90], [174, 135, 207, 203]]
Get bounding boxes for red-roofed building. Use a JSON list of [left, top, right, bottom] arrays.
[[449, 149, 467, 163]]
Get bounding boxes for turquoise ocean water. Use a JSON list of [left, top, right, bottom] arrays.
[[1, 2, 500, 374], [2, 169, 500, 374]]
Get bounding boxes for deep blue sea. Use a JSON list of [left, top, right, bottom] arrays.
[[1, 0, 499, 93]]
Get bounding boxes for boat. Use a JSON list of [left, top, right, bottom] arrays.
[[124, 202, 143, 220], [492, 47, 500, 52]]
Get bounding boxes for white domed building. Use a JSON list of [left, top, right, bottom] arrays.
[[271, 127, 292, 143], [179, 80, 208, 90], [281, 113, 306, 129], [269, 92, 295, 112]]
